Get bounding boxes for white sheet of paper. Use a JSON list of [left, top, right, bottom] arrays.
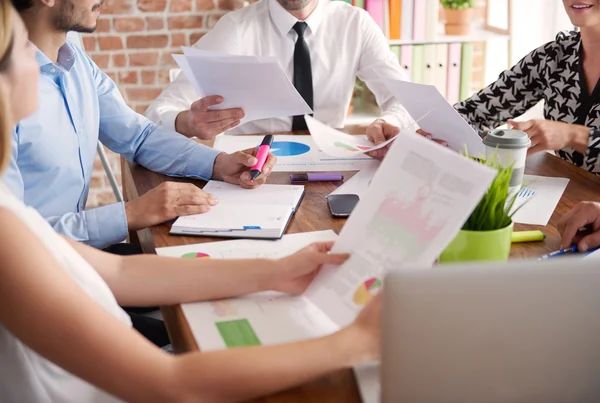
[[329, 167, 379, 198], [173, 54, 312, 124], [214, 134, 380, 172], [584, 249, 600, 260], [172, 204, 293, 231], [354, 363, 380, 403], [202, 181, 304, 207], [511, 175, 569, 226], [378, 76, 485, 156], [306, 129, 497, 327], [305, 115, 397, 157]]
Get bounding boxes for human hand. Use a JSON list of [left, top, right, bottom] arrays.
[[557, 201, 600, 251], [366, 119, 400, 160], [124, 182, 218, 231], [212, 148, 277, 188], [508, 119, 590, 155], [415, 129, 449, 147], [346, 292, 382, 363], [175, 96, 244, 139], [271, 241, 349, 294]]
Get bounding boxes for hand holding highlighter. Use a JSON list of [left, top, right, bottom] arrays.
[[249, 135, 274, 182]]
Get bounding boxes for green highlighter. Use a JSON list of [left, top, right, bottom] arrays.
[[511, 230, 545, 243]]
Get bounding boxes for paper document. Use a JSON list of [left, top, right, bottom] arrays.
[[511, 175, 569, 226], [173, 50, 312, 125], [214, 134, 380, 172], [378, 76, 485, 156], [305, 130, 497, 327], [329, 167, 378, 198], [305, 116, 397, 157], [170, 181, 304, 239]]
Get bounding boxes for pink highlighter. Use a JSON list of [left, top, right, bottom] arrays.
[[249, 134, 274, 182]]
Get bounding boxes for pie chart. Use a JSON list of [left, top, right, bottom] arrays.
[[269, 141, 311, 157], [353, 277, 382, 306], [181, 252, 210, 259]]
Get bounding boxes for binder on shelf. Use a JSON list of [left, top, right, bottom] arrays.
[[425, 0, 439, 40], [400, 0, 413, 41], [389, 0, 401, 40], [355, 0, 365, 9], [422, 45, 436, 86], [383, 0, 390, 38], [412, 0, 427, 42], [365, 0, 385, 32], [446, 42, 462, 105], [434, 44, 448, 99], [400, 45, 413, 79], [411, 45, 425, 84], [460, 42, 474, 101], [390, 45, 401, 62]]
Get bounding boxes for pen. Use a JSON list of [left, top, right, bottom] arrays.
[[290, 173, 344, 182], [249, 135, 274, 182], [538, 245, 600, 260], [511, 230, 545, 243]]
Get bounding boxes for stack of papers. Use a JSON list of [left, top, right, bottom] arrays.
[[170, 181, 305, 239], [173, 47, 312, 124]]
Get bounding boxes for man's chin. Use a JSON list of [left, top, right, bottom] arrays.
[[67, 23, 97, 34]]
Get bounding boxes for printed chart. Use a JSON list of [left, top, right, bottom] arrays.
[[353, 278, 382, 306], [214, 135, 379, 172], [181, 252, 210, 259]]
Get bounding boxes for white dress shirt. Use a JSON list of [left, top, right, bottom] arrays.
[[145, 0, 413, 134]]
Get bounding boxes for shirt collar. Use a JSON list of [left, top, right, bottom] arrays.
[[268, 0, 326, 37], [35, 41, 76, 73]]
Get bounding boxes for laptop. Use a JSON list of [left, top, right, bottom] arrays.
[[381, 258, 600, 403]]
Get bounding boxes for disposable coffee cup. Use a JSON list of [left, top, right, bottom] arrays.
[[482, 129, 531, 197]]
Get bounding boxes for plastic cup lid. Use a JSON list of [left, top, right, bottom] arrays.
[[483, 129, 531, 150]]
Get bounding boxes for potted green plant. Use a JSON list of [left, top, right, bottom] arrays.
[[439, 157, 518, 263], [440, 0, 474, 36]]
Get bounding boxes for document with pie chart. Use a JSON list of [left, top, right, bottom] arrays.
[[214, 134, 379, 172]]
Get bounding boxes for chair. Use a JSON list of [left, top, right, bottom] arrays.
[[66, 32, 123, 203]]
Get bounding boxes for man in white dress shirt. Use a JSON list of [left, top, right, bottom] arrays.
[[145, 0, 413, 155]]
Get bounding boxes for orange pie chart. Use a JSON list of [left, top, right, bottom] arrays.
[[353, 277, 382, 306]]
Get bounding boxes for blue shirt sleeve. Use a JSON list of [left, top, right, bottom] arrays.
[[2, 127, 128, 249], [91, 56, 222, 180]]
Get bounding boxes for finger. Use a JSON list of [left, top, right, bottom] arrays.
[[234, 150, 258, 167], [527, 143, 546, 156], [221, 120, 241, 132], [417, 129, 433, 139], [315, 252, 350, 265], [176, 191, 219, 206], [238, 171, 262, 189], [433, 139, 449, 147], [578, 231, 600, 253], [366, 150, 384, 160], [203, 109, 245, 123], [560, 213, 594, 249], [367, 125, 386, 144], [310, 241, 336, 253], [192, 96, 224, 112], [508, 119, 535, 131], [172, 204, 212, 217]]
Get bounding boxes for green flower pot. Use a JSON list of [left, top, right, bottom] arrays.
[[439, 222, 514, 263]]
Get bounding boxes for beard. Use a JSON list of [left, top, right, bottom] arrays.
[[53, 0, 102, 33], [277, 0, 312, 10]]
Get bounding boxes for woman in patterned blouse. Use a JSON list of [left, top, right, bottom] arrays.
[[370, 0, 600, 174]]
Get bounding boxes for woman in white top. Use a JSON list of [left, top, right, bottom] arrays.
[[0, 3, 381, 402]]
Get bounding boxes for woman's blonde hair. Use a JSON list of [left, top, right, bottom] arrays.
[[0, 0, 14, 174]]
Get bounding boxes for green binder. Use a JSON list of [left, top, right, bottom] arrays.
[[460, 43, 474, 101], [411, 45, 424, 84]]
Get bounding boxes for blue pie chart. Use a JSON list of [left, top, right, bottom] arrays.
[[268, 141, 311, 157]]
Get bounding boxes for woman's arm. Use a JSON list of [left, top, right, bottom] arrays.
[[454, 41, 553, 135], [65, 238, 345, 307], [0, 209, 377, 402]]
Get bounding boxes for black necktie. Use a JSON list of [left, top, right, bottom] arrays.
[[292, 21, 313, 131]]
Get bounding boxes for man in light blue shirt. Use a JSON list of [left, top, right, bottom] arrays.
[[4, 4, 275, 251]]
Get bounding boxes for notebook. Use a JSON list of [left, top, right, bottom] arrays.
[[170, 181, 305, 239]]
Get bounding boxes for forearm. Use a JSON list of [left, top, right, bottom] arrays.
[[172, 326, 364, 403], [112, 255, 277, 306]]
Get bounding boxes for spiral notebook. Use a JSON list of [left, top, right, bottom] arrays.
[[170, 181, 305, 239]]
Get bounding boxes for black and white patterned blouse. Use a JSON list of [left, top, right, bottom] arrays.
[[455, 31, 600, 174]]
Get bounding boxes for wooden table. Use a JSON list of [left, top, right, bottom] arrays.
[[122, 149, 600, 403]]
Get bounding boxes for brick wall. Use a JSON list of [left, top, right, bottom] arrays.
[[84, 0, 245, 207], [85, 0, 489, 208]]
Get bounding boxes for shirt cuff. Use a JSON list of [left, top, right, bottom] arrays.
[[585, 128, 600, 166], [156, 109, 181, 133], [83, 202, 129, 249], [186, 144, 223, 180]]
